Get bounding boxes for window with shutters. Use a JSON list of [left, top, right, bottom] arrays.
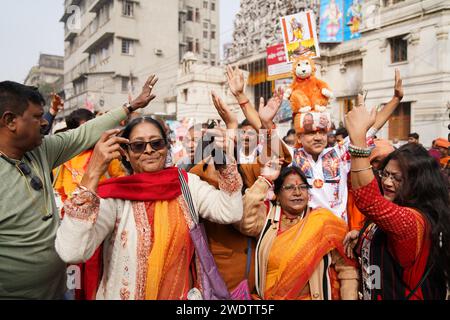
[[195, 8, 200, 22], [122, 39, 134, 55], [122, 1, 134, 17], [390, 35, 407, 63], [187, 38, 194, 52], [389, 102, 411, 140], [195, 39, 200, 53], [187, 7, 194, 21]]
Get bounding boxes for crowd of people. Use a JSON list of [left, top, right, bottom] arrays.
[[0, 67, 449, 300]]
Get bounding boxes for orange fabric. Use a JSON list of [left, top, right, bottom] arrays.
[[435, 138, 450, 149], [440, 156, 449, 168], [145, 199, 194, 300], [53, 149, 125, 203], [347, 191, 366, 231], [264, 208, 349, 300]]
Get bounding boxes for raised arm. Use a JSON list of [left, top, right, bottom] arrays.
[[258, 89, 291, 165], [345, 96, 425, 267], [43, 75, 158, 168], [226, 65, 261, 130], [188, 126, 244, 224], [372, 69, 403, 131], [237, 159, 281, 237]]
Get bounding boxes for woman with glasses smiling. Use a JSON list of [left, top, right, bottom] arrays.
[[55, 116, 244, 300], [343, 96, 450, 300], [237, 164, 358, 300]]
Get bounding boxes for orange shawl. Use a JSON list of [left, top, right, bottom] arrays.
[[144, 199, 194, 300], [264, 208, 349, 300]]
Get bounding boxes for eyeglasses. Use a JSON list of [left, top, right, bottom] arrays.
[[378, 170, 402, 184], [127, 139, 166, 154], [17, 162, 43, 191], [281, 184, 310, 193]]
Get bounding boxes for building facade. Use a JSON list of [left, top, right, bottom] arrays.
[[24, 53, 64, 103], [176, 52, 246, 124], [228, 0, 449, 146], [60, 0, 220, 117]]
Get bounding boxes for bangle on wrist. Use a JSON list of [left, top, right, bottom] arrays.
[[351, 165, 373, 173], [74, 185, 99, 198], [348, 144, 371, 158], [238, 99, 249, 108], [259, 176, 273, 188]]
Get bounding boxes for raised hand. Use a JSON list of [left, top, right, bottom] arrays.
[[226, 65, 245, 98], [260, 156, 283, 182], [344, 94, 377, 145], [130, 74, 158, 110], [393, 69, 403, 100], [50, 93, 64, 116], [81, 129, 129, 192], [211, 91, 238, 129], [258, 88, 284, 128], [205, 127, 236, 163]]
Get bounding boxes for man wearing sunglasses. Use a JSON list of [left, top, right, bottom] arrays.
[[0, 74, 157, 299]]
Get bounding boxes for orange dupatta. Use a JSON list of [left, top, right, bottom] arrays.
[[264, 208, 349, 300], [144, 199, 194, 300]]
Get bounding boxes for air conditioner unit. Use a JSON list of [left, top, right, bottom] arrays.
[[154, 49, 163, 56]]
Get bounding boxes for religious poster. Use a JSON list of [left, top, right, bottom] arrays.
[[279, 10, 320, 62], [319, 0, 344, 43], [344, 0, 362, 40]]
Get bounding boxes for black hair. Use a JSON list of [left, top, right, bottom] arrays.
[[239, 119, 252, 128], [408, 132, 419, 140], [65, 109, 95, 129], [335, 127, 348, 138], [286, 128, 296, 136], [0, 81, 45, 116], [380, 143, 450, 287], [120, 116, 169, 173], [273, 166, 311, 195]]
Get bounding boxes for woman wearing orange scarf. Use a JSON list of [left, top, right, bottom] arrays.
[[237, 164, 358, 300], [55, 116, 243, 300]]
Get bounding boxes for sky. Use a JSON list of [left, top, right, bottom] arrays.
[[0, 0, 241, 83]]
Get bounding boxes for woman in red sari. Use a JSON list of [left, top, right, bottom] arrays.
[[343, 96, 450, 300]]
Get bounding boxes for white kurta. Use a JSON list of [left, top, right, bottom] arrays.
[[55, 169, 243, 300]]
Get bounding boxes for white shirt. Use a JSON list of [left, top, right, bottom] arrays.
[[292, 144, 351, 221], [291, 129, 377, 221], [238, 145, 262, 164]]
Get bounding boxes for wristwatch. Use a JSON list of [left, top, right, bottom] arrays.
[[123, 102, 134, 114]]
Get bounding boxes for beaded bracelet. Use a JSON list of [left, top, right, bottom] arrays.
[[348, 144, 372, 158]]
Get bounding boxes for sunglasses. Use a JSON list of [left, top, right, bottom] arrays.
[[17, 162, 43, 191], [127, 139, 166, 154]]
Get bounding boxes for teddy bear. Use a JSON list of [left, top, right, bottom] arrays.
[[284, 56, 333, 113]]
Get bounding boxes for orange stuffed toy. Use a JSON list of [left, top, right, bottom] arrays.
[[284, 56, 333, 114]]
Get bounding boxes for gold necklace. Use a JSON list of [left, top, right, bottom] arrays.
[[280, 209, 307, 229]]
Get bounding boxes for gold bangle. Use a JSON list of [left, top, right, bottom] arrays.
[[351, 165, 373, 173]]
